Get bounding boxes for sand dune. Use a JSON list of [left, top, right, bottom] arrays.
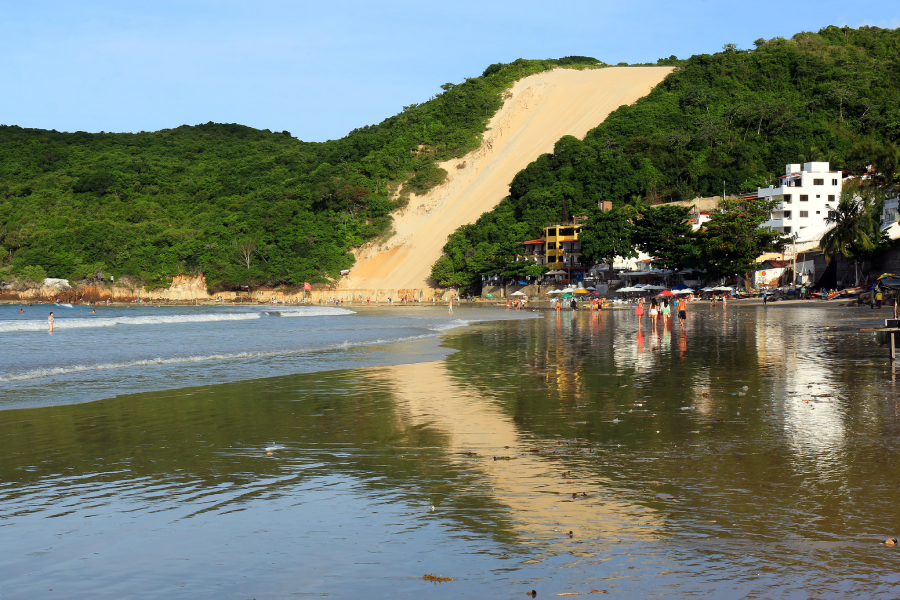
[[340, 66, 673, 292]]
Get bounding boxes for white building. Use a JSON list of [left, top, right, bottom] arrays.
[[757, 162, 843, 235]]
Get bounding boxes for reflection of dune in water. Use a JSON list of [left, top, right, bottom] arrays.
[[368, 359, 661, 548]]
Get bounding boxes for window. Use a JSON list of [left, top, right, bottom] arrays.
[[800, 195, 809, 202], [832, 179, 838, 185], [783, 226, 792, 234], [814, 178, 824, 185], [783, 194, 792, 203], [816, 211, 820, 214], [828, 194, 835, 202], [783, 211, 792, 219], [800, 211, 809, 218], [546, 228, 557, 236], [559, 227, 575, 236], [547, 242, 556, 250]]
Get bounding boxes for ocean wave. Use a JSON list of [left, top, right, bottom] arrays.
[[0, 332, 437, 382], [262, 307, 356, 317], [0, 307, 355, 332], [0, 313, 262, 332]]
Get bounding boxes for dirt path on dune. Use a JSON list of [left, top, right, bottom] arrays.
[[341, 66, 673, 292]]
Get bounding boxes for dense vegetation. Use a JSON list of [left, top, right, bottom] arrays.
[[0, 56, 601, 289], [434, 26, 900, 289]]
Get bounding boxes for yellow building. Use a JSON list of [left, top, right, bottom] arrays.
[[543, 223, 584, 270]]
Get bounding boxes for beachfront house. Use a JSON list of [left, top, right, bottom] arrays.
[[517, 220, 588, 281], [757, 162, 844, 235]]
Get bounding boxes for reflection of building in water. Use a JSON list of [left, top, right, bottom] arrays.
[[754, 312, 846, 461], [369, 360, 660, 544]]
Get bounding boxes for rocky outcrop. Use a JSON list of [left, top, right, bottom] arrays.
[[0, 274, 211, 303]]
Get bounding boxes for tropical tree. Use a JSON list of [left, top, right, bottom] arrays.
[[579, 206, 637, 277], [698, 197, 788, 281], [630, 203, 696, 270], [819, 183, 886, 282]]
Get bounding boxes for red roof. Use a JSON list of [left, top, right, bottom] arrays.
[[764, 260, 791, 268], [522, 238, 545, 245]]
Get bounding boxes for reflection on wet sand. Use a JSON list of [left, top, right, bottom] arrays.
[[374, 359, 661, 548]]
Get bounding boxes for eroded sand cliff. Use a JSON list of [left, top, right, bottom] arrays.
[[341, 66, 673, 291]]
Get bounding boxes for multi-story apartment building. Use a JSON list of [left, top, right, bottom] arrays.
[[518, 222, 585, 271], [757, 162, 843, 235]]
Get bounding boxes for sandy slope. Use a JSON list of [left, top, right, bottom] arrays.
[[341, 66, 673, 292]]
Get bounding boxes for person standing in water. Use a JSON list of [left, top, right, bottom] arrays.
[[635, 297, 645, 326], [448, 296, 453, 314], [677, 296, 687, 327], [48, 311, 55, 332]]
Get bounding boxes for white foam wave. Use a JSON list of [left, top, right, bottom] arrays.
[[262, 307, 355, 317], [0, 313, 261, 332], [0, 332, 437, 382]]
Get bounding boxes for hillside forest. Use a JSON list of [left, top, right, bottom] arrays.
[[0, 57, 601, 289], [432, 26, 900, 289]]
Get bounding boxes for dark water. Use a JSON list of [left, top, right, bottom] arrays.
[[2, 305, 900, 598]]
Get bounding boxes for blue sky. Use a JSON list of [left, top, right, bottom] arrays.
[[2, 1, 897, 142]]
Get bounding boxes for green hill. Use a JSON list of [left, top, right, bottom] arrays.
[[0, 57, 601, 290], [432, 25, 900, 289]]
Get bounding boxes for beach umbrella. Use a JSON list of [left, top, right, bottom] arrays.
[[510, 291, 525, 296], [673, 288, 693, 294], [644, 285, 667, 291], [655, 290, 674, 297], [671, 283, 690, 290], [586, 286, 596, 291], [573, 288, 590, 294], [546, 289, 561, 294], [561, 294, 573, 298]]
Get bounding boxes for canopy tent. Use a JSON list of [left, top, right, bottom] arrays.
[[878, 278, 900, 290], [672, 288, 694, 294], [713, 286, 734, 292], [643, 285, 668, 291], [671, 283, 691, 290]]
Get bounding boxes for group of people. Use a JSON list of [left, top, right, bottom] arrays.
[[635, 296, 688, 327], [506, 299, 527, 310]]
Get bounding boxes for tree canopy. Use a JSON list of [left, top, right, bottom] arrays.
[[434, 26, 900, 289], [0, 57, 601, 289]]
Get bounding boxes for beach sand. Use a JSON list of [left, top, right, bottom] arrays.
[[340, 66, 673, 292]]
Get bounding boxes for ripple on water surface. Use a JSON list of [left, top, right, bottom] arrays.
[[1, 305, 900, 597]]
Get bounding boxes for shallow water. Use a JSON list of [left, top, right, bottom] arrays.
[[2, 305, 900, 598], [0, 304, 529, 408]]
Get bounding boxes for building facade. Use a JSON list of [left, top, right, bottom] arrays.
[[757, 162, 843, 235]]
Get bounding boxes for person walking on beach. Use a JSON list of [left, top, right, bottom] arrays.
[[636, 297, 644, 326], [48, 311, 55, 333], [649, 298, 658, 324], [661, 299, 671, 325], [876, 289, 884, 309], [677, 296, 687, 327], [448, 296, 453, 314]]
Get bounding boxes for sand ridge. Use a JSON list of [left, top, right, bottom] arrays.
[[341, 66, 674, 291]]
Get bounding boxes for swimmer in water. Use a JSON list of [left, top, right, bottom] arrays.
[[18, 308, 24, 313], [91, 309, 97, 313], [48, 311, 55, 332]]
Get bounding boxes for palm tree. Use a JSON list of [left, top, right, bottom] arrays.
[[820, 184, 883, 284]]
